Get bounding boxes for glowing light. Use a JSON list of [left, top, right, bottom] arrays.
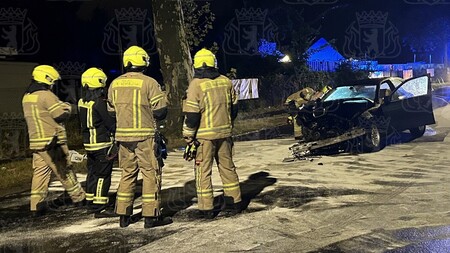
[[278, 55, 292, 63]]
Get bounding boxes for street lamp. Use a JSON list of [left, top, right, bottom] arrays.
[[279, 54, 292, 63]]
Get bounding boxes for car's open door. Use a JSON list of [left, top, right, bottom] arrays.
[[382, 75, 435, 132]]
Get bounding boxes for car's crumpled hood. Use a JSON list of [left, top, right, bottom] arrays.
[[300, 99, 373, 122]]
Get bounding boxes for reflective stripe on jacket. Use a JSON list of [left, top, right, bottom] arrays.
[[78, 98, 115, 151], [22, 90, 70, 150], [107, 72, 167, 142], [182, 75, 237, 140]]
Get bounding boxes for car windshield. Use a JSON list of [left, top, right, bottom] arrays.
[[323, 85, 376, 102]]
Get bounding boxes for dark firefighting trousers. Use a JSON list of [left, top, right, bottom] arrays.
[[115, 138, 161, 217], [85, 147, 113, 206], [195, 137, 241, 211], [30, 144, 86, 211]]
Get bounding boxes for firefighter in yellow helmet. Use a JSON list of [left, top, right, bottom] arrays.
[[107, 46, 172, 228], [78, 67, 117, 217], [22, 65, 86, 216], [284, 87, 318, 140], [182, 48, 242, 219]]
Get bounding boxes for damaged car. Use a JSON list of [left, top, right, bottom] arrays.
[[290, 75, 435, 157]]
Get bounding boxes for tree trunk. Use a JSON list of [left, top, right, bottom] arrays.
[[151, 0, 193, 137]]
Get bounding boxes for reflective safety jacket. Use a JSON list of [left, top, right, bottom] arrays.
[[284, 87, 317, 108], [182, 75, 238, 140], [78, 97, 116, 151], [22, 90, 71, 150], [107, 72, 167, 142]]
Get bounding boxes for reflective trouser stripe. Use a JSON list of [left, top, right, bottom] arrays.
[[93, 196, 109, 204], [96, 178, 104, 198], [197, 189, 214, 197], [93, 178, 109, 204], [141, 194, 156, 203], [31, 190, 47, 195], [86, 193, 94, 201], [117, 192, 134, 201], [223, 182, 240, 191], [66, 183, 81, 194], [30, 191, 47, 200]]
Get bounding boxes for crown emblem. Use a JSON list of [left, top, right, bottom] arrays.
[[115, 8, 148, 23], [54, 61, 86, 78], [0, 8, 27, 24], [356, 11, 388, 28], [235, 8, 267, 24]]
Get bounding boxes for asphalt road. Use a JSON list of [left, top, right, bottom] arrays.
[[0, 98, 450, 252]]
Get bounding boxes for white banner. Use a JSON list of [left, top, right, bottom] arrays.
[[232, 78, 259, 100]]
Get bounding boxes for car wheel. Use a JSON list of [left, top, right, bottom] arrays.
[[410, 125, 426, 138], [363, 123, 381, 152]]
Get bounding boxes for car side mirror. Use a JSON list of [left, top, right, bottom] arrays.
[[384, 95, 391, 104]]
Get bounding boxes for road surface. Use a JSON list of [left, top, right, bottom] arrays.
[[0, 101, 450, 253]]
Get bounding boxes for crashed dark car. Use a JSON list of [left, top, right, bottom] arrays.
[[295, 75, 435, 154]]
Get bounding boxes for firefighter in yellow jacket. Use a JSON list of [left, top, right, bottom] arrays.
[[22, 65, 86, 216], [107, 46, 172, 228], [183, 48, 242, 219], [285, 87, 321, 140]]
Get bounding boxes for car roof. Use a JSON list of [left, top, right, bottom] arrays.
[[336, 77, 404, 87]]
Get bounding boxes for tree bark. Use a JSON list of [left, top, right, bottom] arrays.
[[151, 0, 193, 137]]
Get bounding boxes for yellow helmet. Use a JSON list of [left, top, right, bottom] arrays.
[[321, 85, 332, 93], [81, 67, 107, 89], [123, 45, 150, 67], [193, 48, 217, 69], [32, 65, 60, 85]]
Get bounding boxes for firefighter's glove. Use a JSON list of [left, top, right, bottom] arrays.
[[287, 116, 294, 125], [183, 140, 200, 161], [106, 141, 119, 161]]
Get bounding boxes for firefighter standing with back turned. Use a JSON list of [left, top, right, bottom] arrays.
[[107, 46, 172, 228], [22, 65, 86, 216], [78, 67, 116, 217], [183, 48, 242, 219]]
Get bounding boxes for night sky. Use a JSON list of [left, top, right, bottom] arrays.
[[1, 0, 450, 80]]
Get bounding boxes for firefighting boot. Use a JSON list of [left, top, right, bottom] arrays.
[[144, 216, 173, 229], [94, 208, 119, 218], [223, 202, 243, 217], [74, 199, 87, 208], [193, 210, 215, 219], [119, 215, 131, 228], [31, 202, 48, 217]]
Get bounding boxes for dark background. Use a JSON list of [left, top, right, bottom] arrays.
[[1, 0, 449, 81]]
